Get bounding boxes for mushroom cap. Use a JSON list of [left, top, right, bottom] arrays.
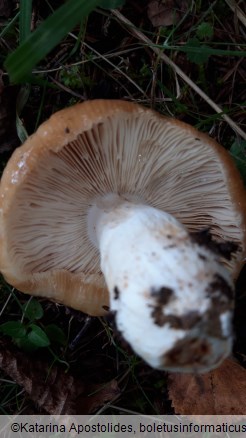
[[0, 99, 245, 315]]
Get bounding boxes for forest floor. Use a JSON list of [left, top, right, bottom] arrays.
[[0, 0, 246, 416]]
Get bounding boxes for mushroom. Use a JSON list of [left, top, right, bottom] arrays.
[[0, 100, 245, 372]]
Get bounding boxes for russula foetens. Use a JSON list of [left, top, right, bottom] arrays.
[[0, 100, 245, 372]]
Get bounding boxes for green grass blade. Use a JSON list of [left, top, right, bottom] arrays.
[[19, 0, 32, 43], [159, 42, 246, 58], [5, 0, 100, 83], [16, 84, 30, 142], [0, 12, 19, 39]]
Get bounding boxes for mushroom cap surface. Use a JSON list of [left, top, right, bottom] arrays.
[[0, 99, 245, 315]]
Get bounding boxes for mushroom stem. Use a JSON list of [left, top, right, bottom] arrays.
[[88, 193, 234, 372]]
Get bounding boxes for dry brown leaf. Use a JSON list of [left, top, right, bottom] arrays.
[[0, 339, 84, 414], [0, 339, 119, 414], [168, 358, 246, 414], [77, 380, 120, 414], [147, 0, 187, 27]]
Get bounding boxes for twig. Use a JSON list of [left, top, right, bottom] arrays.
[[49, 76, 86, 100], [112, 9, 246, 140], [83, 41, 149, 99], [224, 0, 246, 28]]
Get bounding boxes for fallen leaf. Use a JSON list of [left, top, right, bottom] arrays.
[[0, 339, 119, 414], [77, 379, 120, 414], [147, 0, 187, 27], [0, 339, 84, 413], [168, 358, 246, 414]]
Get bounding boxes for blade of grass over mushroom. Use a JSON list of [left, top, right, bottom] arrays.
[[34, 80, 48, 131], [4, 0, 101, 83], [16, 84, 30, 142], [19, 0, 32, 43], [230, 140, 246, 185]]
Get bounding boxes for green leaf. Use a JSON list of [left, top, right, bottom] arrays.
[[5, 0, 101, 83], [98, 0, 125, 9], [15, 336, 39, 352], [19, 0, 32, 43], [230, 139, 246, 185], [22, 298, 44, 321], [185, 38, 211, 64], [27, 325, 50, 347], [44, 324, 67, 346], [196, 22, 214, 40], [0, 321, 26, 339]]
